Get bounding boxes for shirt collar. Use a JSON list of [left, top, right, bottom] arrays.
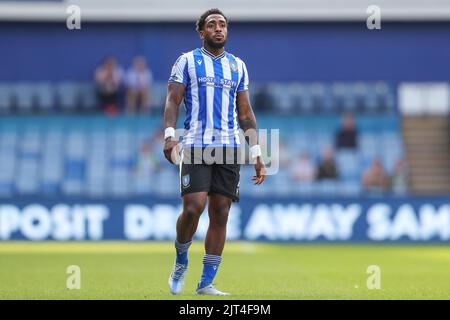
[[201, 47, 226, 60]]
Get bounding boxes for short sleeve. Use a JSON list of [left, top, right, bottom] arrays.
[[168, 54, 189, 86], [237, 59, 249, 92]]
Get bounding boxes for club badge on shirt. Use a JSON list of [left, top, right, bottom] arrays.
[[229, 61, 238, 72]]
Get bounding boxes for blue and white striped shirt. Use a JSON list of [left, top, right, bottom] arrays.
[[168, 47, 249, 147]]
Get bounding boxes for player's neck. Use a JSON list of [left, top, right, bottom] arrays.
[[202, 44, 224, 58]]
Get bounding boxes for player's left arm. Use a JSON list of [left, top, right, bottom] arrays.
[[237, 90, 266, 185]]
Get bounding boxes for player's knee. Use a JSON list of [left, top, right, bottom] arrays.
[[182, 203, 204, 220], [211, 205, 229, 227]]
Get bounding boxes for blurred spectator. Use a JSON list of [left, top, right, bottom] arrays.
[[125, 56, 153, 115], [391, 157, 409, 194], [150, 128, 165, 160], [317, 146, 338, 180], [290, 152, 316, 183], [362, 158, 389, 192], [335, 114, 358, 149], [95, 57, 124, 115], [278, 137, 292, 168], [134, 138, 161, 175]]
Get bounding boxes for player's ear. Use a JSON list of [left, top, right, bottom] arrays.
[[198, 30, 205, 40]]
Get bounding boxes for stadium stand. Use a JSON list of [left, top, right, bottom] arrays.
[[0, 83, 403, 197], [0, 81, 395, 115]]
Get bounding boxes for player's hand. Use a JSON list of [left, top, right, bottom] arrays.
[[163, 139, 181, 165], [252, 156, 266, 185]]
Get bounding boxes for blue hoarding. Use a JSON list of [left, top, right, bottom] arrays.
[[1, 196, 450, 242], [1, 22, 450, 82]]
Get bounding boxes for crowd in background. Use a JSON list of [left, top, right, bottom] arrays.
[[94, 55, 154, 115], [90, 55, 409, 196], [285, 114, 408, 195], [132, 114, 408, 196]]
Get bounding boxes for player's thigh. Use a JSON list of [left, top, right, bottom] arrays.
[[208, 193, 232, 224], [182, 191, 208, 215]]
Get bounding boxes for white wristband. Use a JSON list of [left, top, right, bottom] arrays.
[[250, 144, 262, 159], [164, 127, 175, 140]]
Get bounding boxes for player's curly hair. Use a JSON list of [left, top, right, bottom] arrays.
[[196, 8, 228, 32]]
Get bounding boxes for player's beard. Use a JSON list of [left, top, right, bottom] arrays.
[[205, 37, 226, 49]]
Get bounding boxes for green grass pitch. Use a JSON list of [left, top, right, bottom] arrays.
[[0, 242, 449, 300]]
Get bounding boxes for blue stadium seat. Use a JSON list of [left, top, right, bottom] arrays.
[[62, 180, 84, 195], [273, 169, 292, 195], [374, 82, 394, 112], [238, 167, 254, 196], [321, 84, 335, 114], [20, 130, 42, 158], [339, 180, 362, 196], [0, 152, 16, 196], [57, 82, 80, 112], [1, 80, 399, 116], [42, 159, 63, 195], [317, 179, 339, 195], [65, 159, 85, 180], [364, 82, 394, 113], [66, 131, 87, 160], [309, 82, 327, 113], [248, 82, 259, 106], [267, 82, 295, 114], [333, 82, 358, 113], [154, 170, 178, 196], [13, 83, 35, 113], [353, 82, 368, 112], [62, 156, 85, 195], [294, 182, 315, 196], [336, 150, 360, 179], [292, 83, 312, 114], [358, 133, 380, 160], [85, 132, 109, 197], [41, 130, 64, 193], [0, 113, 406, 197], [41, 135, 63, 194], [0, 131, 18, 150], [79, 83, 98, 112], [315, 133, 334, 151], [151, 82, 168, 112], [133, 171, 154, 195], [16, 158, 39, 194], [0, 84, 13, 114], [86, 166, 107, 196], [109, 167, 131, 196], [34, 82, 55, 113], [0, 130, 18, 196], [364, 84, 376, 113]]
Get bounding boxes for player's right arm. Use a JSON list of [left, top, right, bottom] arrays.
[[163, 54, 189, 164], [163, 82, 185, 164]]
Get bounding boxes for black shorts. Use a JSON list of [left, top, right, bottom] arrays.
[[179, 147, 241, 202]]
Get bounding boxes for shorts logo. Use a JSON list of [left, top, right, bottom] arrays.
[[182, 174, 190, 188]]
